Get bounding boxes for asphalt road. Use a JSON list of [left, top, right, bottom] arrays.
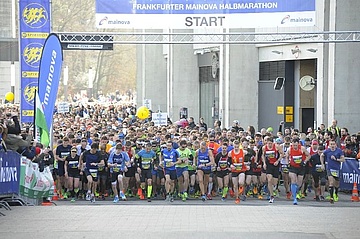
[[1, 192, 359, 239]]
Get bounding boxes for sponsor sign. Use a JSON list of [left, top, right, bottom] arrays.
[[95, 0, 315, 29], [19, 0, 51, 123], [152, 112, 168, 126], [57, 102, 70, 114], [0, 151, 21, 195], [340, 158, 360, 190]]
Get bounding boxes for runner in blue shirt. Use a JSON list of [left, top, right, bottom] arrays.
[[108, 143, 130, 202], [160, 141, 180, 202], [321, 140, 345, 204]]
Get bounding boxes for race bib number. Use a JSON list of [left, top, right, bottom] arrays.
[[281, 164, 289, 173], [234, 163, 242, 171], [142, 161, 150, 169], [165, 160, 172, 167], [89, 169, 98, 178], [266, 151, 275, 158], [69, 161, 78, 169], [219, 161, 227, 170], [113, 166, 121, 172], [330, 169, 339, 177], [293, 156, 302, 164], [315, 165, 323, 172]]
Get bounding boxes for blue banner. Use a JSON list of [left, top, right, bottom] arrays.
[[96, 0, 315, 14], [340, 158, 360, 190], [19, 0, 51, 123], [37, 33, 63, 131], [0, 151, 21, 195]]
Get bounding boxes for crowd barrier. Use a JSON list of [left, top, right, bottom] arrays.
[[0, 150, 54, 214], [0, 151, 359, 212], [340, 158, 360, 190]]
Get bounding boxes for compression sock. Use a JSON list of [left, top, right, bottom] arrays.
[[208, 182, 213, 195], [222, 187, 229, 197], [334, 187, 338, 196], [291, 184, 297, 200], [329, 186, 334, 198], [147, 185, 152, 198]]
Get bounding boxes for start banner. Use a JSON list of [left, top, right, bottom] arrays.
[[95, 0, 316, 29]]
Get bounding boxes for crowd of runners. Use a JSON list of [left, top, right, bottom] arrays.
[[9, 102, 360, 205]]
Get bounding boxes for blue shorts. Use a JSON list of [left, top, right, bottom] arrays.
[[176, 166, 188, 178], [164, 169, 177, 180], [152, 169, 158, 176]]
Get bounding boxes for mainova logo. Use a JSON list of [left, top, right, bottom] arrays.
[[22, 3, 49, 28], [281, 15, 313, 24], [281, 15, 290, 24], [98, 16, 130, 26], [99, 16, 108, 26]]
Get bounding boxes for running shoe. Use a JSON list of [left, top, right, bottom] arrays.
[[70, 198, 75, 203], [235, 198, 240, 204], [181, 193, 186, 202], [170, 196, 174, 202], [90, 195, 95, 203], [333, 194, 339, 202], [239, 186, 244, 195], [266, 194, 271, 200], [315, 196, 320, 202], [325, 195, 331, 200], [201, 195, 206, 202], [293, 199, 298, 205], [95, 191, 100, 197], [301, 193, 306, 199], [221, 197, 226, 202], [120, 191, 127, 201], [269, 196, 274, 203], [206, 193, 212, 200], [296, 192, 301, 200], [253, 187, 258, 195], [229, 189, 235, 198], [286, 192, 291, 200], [63, 193, 68, 200], [330, 198, 334, 204], [165, 195, 170, 202], [241, 195, 246, 201], [139, 194, 145, 200], [183, 192, 188, 199], [102, 195, 106, 200], [113, 196, 119, 203], [258, 195, 263, 200], [86, 193, 91, 201], [147, 197, 151, 202], [320, 196, 325, 201]]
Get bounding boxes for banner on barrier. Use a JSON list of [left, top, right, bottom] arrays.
[[19, 157, 54, 199], [0, 151, 21, 195], [340, 158, 360, 190]]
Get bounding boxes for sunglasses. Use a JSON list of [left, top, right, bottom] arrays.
[[71, 150, 77, 153]]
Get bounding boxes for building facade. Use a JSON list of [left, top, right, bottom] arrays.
[[136, 0, 360, 133]]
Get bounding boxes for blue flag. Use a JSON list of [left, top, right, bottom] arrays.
[[37, 33, 63, 132]]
